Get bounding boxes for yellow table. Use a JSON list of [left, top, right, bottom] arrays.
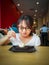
[[0, 46, 49, 65]]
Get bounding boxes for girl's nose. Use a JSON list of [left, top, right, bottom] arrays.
[[22, 28, 26, 32]]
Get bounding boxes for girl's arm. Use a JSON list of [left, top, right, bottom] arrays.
[[0, 35, 10, 45], [0, 31, 16, 45]]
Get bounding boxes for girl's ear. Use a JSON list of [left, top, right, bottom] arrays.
[[17, 25, 19, 28]]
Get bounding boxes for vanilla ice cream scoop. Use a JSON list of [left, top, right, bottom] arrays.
[[19, 43, 25, 48]]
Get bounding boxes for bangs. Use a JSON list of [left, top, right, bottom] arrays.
[[25, 20, 32, 29], [17, 15, 33, 29]]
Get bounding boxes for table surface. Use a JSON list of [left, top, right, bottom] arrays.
[[0, 46, 49, 65]]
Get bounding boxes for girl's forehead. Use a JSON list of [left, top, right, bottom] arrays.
[[19, 20, 27, 26], [21, 20, 26, 23]]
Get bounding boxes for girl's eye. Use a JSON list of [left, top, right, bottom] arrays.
[[19, 26, 30, 30]]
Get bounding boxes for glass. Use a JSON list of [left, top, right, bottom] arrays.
[[18, 26, 30, 31]]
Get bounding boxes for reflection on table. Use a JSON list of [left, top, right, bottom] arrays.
[[0, 46, 49, 65]]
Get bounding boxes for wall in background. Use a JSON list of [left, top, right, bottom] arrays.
[[0, 0, 1, 28], [1, 0, 21, 28], [42, 3, 49, 25]]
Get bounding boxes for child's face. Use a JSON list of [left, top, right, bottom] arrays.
[[18, 20, 31, 38]]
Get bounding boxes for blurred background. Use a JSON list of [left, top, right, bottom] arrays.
[[0, 0, 49, 45]]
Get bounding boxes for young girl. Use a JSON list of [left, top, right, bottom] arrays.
[[0, 15, 41, 47]]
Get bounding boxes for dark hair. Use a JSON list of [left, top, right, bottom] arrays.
[[43, 24, 46, 27], [17, 15, 33, 35], [17, 15, 33, 28]]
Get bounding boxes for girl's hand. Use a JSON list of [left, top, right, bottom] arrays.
[[7, 31, 16, 38]]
